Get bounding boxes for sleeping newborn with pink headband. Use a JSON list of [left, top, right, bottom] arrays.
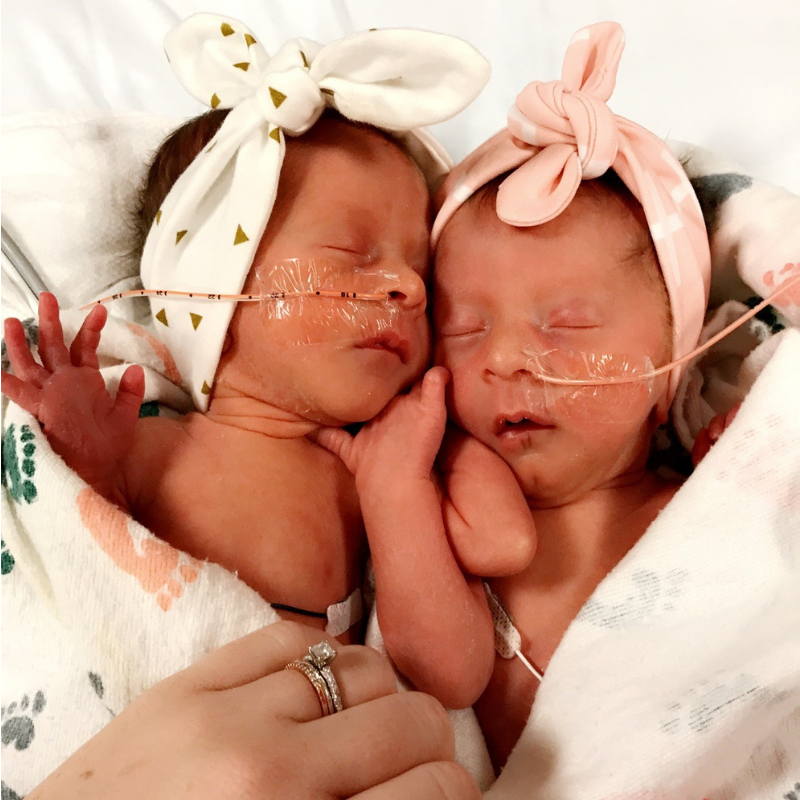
[[317, 20, 713, 773]]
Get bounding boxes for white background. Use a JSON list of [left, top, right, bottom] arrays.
[[2, 0, 799, 191]]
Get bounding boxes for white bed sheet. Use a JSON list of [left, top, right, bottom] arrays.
[[2, 0, 799, 192]]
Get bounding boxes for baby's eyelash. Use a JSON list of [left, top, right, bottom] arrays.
[[547, 323, 601, 330], [324, 246, 367, 257], [439, 326, 486, 338]]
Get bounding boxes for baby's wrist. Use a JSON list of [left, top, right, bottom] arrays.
[[356, 468, 433, 503]]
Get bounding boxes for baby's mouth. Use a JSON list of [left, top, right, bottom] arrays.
[[494, 411, 555, 437], [354, 331, 411, 364]]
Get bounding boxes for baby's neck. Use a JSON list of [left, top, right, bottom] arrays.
[[527, 470, 679, 585], [205, 389, 324, 439]]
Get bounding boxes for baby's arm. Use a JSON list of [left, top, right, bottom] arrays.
[[314, 368, 495, 709], [439, 429, 536, 577], [1, 293, 144, 511]]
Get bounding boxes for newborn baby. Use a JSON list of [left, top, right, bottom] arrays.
[[317, 21, 711, 769], [1, 17, 489, 635], [435, 171, 692, 766]]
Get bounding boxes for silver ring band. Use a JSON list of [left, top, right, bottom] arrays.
[[285, 659, 335, 716], [305, 639, 343, 713], [285, 640, 343, 716], [305, 658, 343, 713]]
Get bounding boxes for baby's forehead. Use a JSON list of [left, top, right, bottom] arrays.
[[435, 181, 654, 273], [432, 206, 660, 320]]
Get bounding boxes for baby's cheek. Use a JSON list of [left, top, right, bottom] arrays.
[[442, 366, 483, 432]]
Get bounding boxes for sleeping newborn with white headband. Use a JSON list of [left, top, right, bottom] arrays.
[[1, 13, 489, 636]]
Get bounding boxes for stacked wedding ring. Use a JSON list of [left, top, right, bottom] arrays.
[[285, 640, 343, 716]]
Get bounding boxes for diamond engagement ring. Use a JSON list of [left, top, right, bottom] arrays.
[[285, 640, 343, 716], [303, 640, 343, 713]]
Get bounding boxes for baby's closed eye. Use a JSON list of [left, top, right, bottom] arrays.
[[542, 306, 603, 330], [437, 313, 487, 337], [322, 244, 372, 259]]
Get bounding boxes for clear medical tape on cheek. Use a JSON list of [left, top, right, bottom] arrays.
[[83, 258, 406, 348], [254, 258, 402, 347], [521, 273, 800, 423], [523, 349, 656, 424]]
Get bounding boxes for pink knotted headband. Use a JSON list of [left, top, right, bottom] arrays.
[[432, 22, 711, 415]]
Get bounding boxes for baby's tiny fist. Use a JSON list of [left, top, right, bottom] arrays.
[[691, 402, 741, 467]]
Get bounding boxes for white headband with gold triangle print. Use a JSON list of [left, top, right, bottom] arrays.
[[140, 13, 491, 410]]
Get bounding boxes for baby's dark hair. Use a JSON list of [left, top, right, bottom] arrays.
[[131, 109, 422, 264], [132, 109, 229, 264]]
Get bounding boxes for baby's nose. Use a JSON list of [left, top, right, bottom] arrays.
[[485, 326, 541, 380], [385, 266, 427, 313]]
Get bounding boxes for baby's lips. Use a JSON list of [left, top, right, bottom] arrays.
[[493, 409, 556, 435], [353, 330, 411, 364]]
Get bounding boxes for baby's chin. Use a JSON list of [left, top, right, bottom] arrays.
[[464, 434, 595, 508], [302, 375, 416, 426]]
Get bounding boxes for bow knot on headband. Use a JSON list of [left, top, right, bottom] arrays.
[[508, 80, 619, 178], [166, 15, 490, 136], [167, 21, 325, 135], [142, 14, 490, 410], [249, 55, 327, 136], [432, 21, 711, 420], [495, 24, 626, 226]]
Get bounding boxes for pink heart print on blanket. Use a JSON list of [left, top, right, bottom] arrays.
[[763, 262, 800, 306]]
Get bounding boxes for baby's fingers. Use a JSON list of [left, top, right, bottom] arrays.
[[37, 293, 71, 373], [309, 426, 357, 473], [418, 367, 449, 421], [0, 371, 42, 418], [724, 401, 742, 428], [70, 305, 108, 369], [421, 367, 449, 402], [3, 318, 50, 386], [691, 427, 713, 468], [109, 364, 145, 430]]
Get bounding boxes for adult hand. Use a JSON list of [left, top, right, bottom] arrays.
[[29, 621, 478, 800]]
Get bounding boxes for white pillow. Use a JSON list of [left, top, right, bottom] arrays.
[[1, 111, 178, 321]]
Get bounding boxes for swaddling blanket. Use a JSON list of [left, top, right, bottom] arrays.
[[0, 309, 362, 796], [669, 141, 800, 455], [360, 333, 800, 799], [477, 329, 800, 798]]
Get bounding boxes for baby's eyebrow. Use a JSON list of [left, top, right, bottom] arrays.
[[432, 291, 487, 318], [620, 227, 658, 266]]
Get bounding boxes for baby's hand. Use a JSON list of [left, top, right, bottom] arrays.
[[691, 402, 742, 467], [439, 429, 537, 576], [1, 293, 144, 505], [312, 367, 448, 488]]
